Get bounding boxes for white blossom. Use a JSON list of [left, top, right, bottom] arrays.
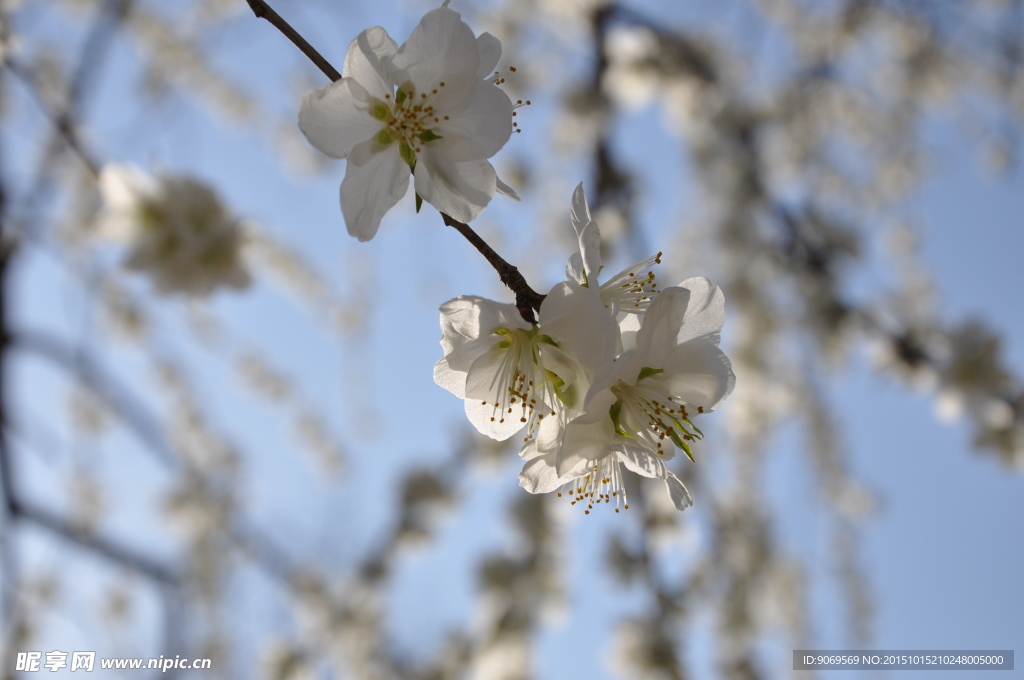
[[299, 2, 517, 241], [519, 281, 735, 512], [96, 164, 250, 297], [567, 182, 662, 316], [434, 281, 616, 443]]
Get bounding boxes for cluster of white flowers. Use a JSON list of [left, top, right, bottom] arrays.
[[97, 164, 250, 297], [298, 1, 519, 242], [96, 0, 734, 513], [435, 185, 735, 512]]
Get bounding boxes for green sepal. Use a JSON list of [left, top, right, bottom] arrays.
[[538, 334, 560, 347], [395, 87, 409, 105], [415, 192, 423, 213], [637, 366, 664, 381], [399, 141, 417, 166], [369, 99, 391, 121], [417, 129, 443, 142], [671, 430, 696, 463], [546, 370, 578, 409], [609, 399, 630, 437]]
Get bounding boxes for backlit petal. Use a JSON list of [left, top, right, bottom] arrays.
[[343, 26, 399, 99], [391, 6, 479, 108], [414, 150, 496, 223], [676, 277, 726, 346], [435, 81, 513, 161], [476, 32, 502, 79], [299, 79, 384, 159], [660, 341, 736, 411], [339, 146, 409, 241]]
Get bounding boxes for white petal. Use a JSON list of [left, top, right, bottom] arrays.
[[433, 356, 466, 398], [565, 252, 586, 286], [635, 286, 691, 367], [616, 446, 669, 480], [414, 149, 496, 223], [665, 472, 694, 511], [339, 146, 409, 241], [660, 341, 736, 411], [299, 79, 384, 159], [570, 182, 592, 237], [519, 456, 568, 494], [99, 164, 156, 211], [435, 295, 522, 399], [557, 417, 616, 475], [540, 282, 616, 380], [391, 6, 479, 108], [676, 277, 726, 346], [462, 346, 545, 441], [617, 312, 642, 353], [496, 175, 520, 201], [435, 80, 513, 161], [577, 221, 603, 286], [439, 296, 525, 353], [97, 164, 157, 240], [343, 26, 399, 99], [476, 32, 502, 79]]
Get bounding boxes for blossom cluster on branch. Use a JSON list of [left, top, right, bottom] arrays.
[[290, 4, 736, 513], [435, 185, 735, 512]]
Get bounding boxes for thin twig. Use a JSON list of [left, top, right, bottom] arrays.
[[245, 0, 545, 322], [441, 214, 545, 323], [245, 0, 342, 82]]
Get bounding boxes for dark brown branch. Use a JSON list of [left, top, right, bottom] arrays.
[[441, 214, 546, 324], [245, 0, 342, 82]]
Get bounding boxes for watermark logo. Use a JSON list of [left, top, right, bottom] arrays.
[[15, 651, 208, 672]]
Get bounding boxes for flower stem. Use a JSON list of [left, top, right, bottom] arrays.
[[245, 0, 546, 323]]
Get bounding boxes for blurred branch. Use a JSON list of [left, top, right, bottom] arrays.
[[0, 58, 100, 177], [11, 495, 178, 585], [8, 329, 177, 468]]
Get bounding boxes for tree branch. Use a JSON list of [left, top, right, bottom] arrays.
[[8, 329, 177, 468], [244, 0, 342, 82], [441, 214, 545, 323], [14, 497, 179, 585]]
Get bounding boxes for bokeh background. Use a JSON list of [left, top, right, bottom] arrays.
[[1, 0, 1022, 678]]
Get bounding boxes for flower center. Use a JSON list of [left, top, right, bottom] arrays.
[[599, 251, 662, 312], [369, 83, 448, 165], [481, 327, 580, 443], [609, 376, 703, 461], [556, 457, 629, 514]]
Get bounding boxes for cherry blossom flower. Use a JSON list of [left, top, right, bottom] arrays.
[[298, 2, 516, 241], [96, 164, 250, 297], [567, 183, 662, 317], [434, 281, 616, 442], [519, 281, 735, 512]]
